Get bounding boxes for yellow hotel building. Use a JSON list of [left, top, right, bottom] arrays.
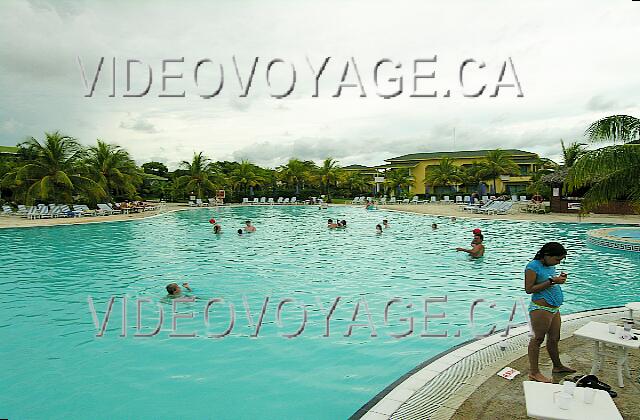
[[345, 149, 541, 196]]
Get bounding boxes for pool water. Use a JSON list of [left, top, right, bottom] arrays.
[[609, 228, 640, 239], [1, 206, 639, 419]]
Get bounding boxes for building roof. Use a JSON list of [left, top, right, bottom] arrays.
[[385, 149, 538, 162], [0, 145, 19, 154], [374, 162, 419, 169], [342, 164, 372, 170]]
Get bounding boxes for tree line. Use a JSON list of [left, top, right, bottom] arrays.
[[1, 113, 637, 211]]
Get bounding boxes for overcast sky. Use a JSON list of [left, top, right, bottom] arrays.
[[1, 0, 639, 169]]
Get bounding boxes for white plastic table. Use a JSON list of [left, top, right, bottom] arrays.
[[523, 381, 622, 420], [626, 302, 640, 320], [573, 321, 640, 387]]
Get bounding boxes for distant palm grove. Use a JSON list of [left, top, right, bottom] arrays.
[[0, 132, 369, 205], [0, 113, 638, 211]]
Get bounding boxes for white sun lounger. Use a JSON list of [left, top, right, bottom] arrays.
[[259, 197, 266, 204], [2, 205, 14, 216], [291, 197, 297, 204], [442, 196, 451, 204], [268, 197, 274, 205], [242, 198, 249, 205], [455, 196, 463, 204]]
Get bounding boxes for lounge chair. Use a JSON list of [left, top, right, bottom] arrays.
[[351, 197, 359, 205], [252, 198, 259, 205], [519, 195, 527, 202], [442, 196, 451, 204], [277, 197, 284, 204], [38, 205, 53, 219], [283, 198, 290, 204], [463, 200, 493, 213], [455, 196, 463, 204], [196, 198, 208, 207], [291, 197, 297, 205], [463, 195, 471, 204], [2, 205, 14, 216], [481, 195, 489, 202], [188, 200, 197, 207], [268, 198, 274, 205], [401, 198, 410, 204], [259, 197, 266, 204], [430, 196, 437, 204], [96, 204, 111, 215], [242, 198, 249, 205], [73, 204, 95, 216], [492, 201, 514, 214], [477, 201, 502, 214], [49, 204, 64, 218], [25, 206, 39, 219], [511, 195, 518, 202], [389, 197, 397, 205], [17, 205, 29, 216], [379, 197, 387, 205], [410, 196, 420, 205]]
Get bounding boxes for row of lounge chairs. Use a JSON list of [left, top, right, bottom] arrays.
[[1, 203, 160, 219], [242, 197, 301, 205]]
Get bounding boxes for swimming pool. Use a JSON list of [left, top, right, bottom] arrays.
[[609, 228, 640, 239], [1, 206, 639, 419]]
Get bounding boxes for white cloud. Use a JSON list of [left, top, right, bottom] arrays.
[[1, 0, 640, 169]]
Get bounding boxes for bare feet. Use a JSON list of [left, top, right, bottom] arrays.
[[552, 366, 576, 374], [528, 372, 552, 383]]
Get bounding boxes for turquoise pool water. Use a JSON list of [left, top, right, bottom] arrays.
[[609, 228, 640, 239], [1, 206, 639, 419]]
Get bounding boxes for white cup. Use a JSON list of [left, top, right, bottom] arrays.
[[556, 392, 572, 410], [563, 380, 576, 396], [583, 387, 596, 404], [608, 323, 617, 334], [624, 322, 632, 332]]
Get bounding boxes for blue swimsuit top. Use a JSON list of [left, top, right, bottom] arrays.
[[525, 259, 564, 307]]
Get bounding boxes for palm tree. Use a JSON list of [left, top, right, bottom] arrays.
[[318, 158, 340, 198], [341, 171, 370, 196], [584, 115, 640, 144], [383, 168, 414, 197], [1, 132, 105, 204], [560, 140, 587, 168], [423, 157, 463, 193], [567, 115, 640, 211], [477, 149, 519, 194], [230, 159, 263, 197], [85, 140, 141, 200], [279, 158, 308, 194], [176, 152, 219, 199]]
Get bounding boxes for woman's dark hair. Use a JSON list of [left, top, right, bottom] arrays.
[[166, 283, 179, 295], [475, 233, 484, 241], [534, 242, 567, 260]]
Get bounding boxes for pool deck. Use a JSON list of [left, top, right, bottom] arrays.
[[0, 203, 188, 229], [355, 306, 640, 419], [379, 203, 640, 225]]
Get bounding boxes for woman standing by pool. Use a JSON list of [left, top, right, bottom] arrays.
[[525, 242, 575, 382]]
